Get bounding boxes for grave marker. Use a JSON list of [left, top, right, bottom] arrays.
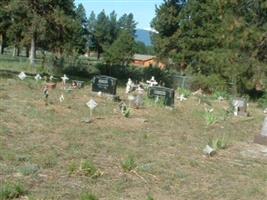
[[232, 99, 247, 116], [92, 75, 117, 95], [254, 116, 267, 146], [18, 72, 27, 80], [148, 86, 175, 106]]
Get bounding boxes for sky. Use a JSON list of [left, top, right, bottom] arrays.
[[75, 0, 164, 30]]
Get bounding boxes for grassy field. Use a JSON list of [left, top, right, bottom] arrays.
[[0, 76, 267, 199]]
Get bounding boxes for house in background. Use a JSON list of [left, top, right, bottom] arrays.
[[132, 54, 165, 69]]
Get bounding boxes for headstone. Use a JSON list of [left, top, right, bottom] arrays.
[[232, 99, 247, 116], [92, 75, 117, 95], [18, 72, 27, 80], [148, 86, 175, 106], [72, 80, 84, 89], [254, 117, 267, 146]]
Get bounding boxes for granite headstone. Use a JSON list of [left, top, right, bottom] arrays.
[[92, 75, 117, 95]]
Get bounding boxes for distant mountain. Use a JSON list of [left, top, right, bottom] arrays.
[[135, 29, 153, 46]]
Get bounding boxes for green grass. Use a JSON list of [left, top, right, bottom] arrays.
[[0, 77, 266, 199], [0, 183, 27, 200]]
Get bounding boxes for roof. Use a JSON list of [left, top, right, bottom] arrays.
[[133, 54, 155, 61]]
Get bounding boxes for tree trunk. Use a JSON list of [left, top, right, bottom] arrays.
[[12, 46, 16, 57], [26, 46, 30, 57], [0, 33, 3, 54], [29, 34, 36, 66], [16, 47, 20, 57]]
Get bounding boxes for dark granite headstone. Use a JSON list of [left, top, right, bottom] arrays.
[[254, 117, 267, 146], [92, 75, 117, 95], [148, 86, 175, 106]]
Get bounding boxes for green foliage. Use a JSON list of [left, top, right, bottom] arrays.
[[105, 30, 135, 65], [80, 193, 98, 200], [0, 183, 27, 200], [121, 156, 137, 172], [177, 87, 191, 98], [212, 91, 230, 100], [80, 160, 97, 177], [209, 136, 228, 151], [18, 164, 39, 176], [204, 111, 217, 126], [123, 107, 131, 118], [146, 194, 154, 200], [258, 92, 267, 108]]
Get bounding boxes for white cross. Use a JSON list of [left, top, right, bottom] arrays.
[[61, 74, 69, 85]]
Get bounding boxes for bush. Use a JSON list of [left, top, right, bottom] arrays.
[[0, 183, 27, 199], [258, 92, 267, 108], [191, 74, 228, 93]]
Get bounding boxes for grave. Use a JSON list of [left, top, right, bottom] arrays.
[[92, 75, 117, 95], [72, 80, 84, 89], [254, 117, 267, 146], [232, 99, 247, 116], [147, 86, 175, 106]]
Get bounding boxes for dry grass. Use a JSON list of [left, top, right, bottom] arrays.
[[0, 77, 267, 199]]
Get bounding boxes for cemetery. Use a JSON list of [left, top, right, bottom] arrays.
[[1, 0, 267, 199], [0, 71, 267, 199]]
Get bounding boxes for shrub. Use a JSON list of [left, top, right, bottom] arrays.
[[121, 156, 137, 172], [0, 183, 27, 199], [258, 92, 267, 108]]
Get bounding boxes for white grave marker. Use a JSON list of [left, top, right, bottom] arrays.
[[86, 99, 97, 119], [59, 94, 64, 103], [146, 76, 158, 87], [18, 72, 27, 80], [86, 99, 98, 110], [35, 74, 42, 81], [61, 74, 69, 85]]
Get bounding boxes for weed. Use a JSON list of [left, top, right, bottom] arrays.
[[68, 162, 78, 175], [80, 192, 98, 200], [121, 156, 137, 172], [123, 108, 131, 118], [80, 160, 97, 177], [146, 194, 154, 200], [177, 87, 191, 98], [209, 136, 228, 151], [212, 91, 230, 100], [0, 183, 27, 200], [18, 164, 39, 176], [204, 112, 217, 126]]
